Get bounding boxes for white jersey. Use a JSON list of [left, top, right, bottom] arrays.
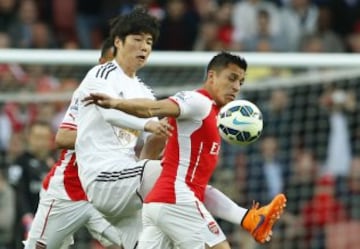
[[42, 90, 86, 201], [75, 60, 155, 190]]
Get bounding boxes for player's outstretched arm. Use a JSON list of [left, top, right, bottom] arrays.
[[83, 93, 180, 118]]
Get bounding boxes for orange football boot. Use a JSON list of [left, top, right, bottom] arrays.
[[241, 193, 287, 243]]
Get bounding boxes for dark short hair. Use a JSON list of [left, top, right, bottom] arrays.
[[206, 51, 248, 74], [109, 6, 160, 45], [100, 37, 114, 58]]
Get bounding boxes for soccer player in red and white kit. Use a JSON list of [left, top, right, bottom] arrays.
[[23, 39, 124, 249], [24, 23, 258, 249], [84, 51, 287, 249]]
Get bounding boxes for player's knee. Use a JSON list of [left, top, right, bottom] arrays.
[[35, 240, 47, 249]]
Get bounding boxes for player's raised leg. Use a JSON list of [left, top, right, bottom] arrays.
[[241, 194, 287, 243]]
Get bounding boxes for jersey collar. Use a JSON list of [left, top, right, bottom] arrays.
[[197, 88, 218, 104], [197, 88, 212, 100]]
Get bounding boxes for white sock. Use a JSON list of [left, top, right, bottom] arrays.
[[204, 185, 248, 225]]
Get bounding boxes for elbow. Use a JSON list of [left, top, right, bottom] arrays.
[[55, 130, 75, 149], [54, 133, 64, 148], [54, 134, 70, 149]]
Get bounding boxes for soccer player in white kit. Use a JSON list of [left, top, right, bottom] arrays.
[[73, 8, 177, 249], [23, 39, 124, 249], [84, 52, 287, 249]]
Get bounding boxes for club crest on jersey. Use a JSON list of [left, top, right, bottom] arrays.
[[208, 221, 219, 234]]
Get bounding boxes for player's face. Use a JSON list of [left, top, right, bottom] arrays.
[[28, 124, 53, 158], [209, 63, 245, 107], [114, 33, 153, 75]]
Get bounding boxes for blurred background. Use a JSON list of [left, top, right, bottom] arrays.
[[0, 0, 360, 249]]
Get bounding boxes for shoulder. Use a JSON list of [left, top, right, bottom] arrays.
[[137, 77, 155, 99], [94, 62, 118, 80], [170, 91, 212, 118], [86, 62, 118, 81], [172, 91, 210, 105]]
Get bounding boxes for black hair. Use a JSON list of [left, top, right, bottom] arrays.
[[109, 6, 160, 50], [206, 51, 248, 75], [100, 37, 114, 58]]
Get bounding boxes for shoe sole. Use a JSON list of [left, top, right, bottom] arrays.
[[253, 193, 287, 243]]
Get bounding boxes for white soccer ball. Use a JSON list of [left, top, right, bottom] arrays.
[[217, 100, 263, 146]]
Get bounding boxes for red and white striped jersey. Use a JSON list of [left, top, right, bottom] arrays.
[[42, 90, 87, 201], [145, 89, 221, 204]]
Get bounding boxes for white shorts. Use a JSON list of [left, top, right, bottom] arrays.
[[24, 190, 120, 249], [86, 159, 160, 249], [138, 201, 226, 249]]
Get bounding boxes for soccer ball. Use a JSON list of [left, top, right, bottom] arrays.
[[217, 100, 263, 146]]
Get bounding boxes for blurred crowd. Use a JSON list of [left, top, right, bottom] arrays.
[[1, 1, 360, 249], [214, 85, 360, 249], [0, 0, 360, 52], [1, 80, 359, 249]]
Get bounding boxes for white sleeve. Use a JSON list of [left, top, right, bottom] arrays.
[[169, 91, 210, 119], [100, 108, 150, 131], [85, 76, 152, 131], [59, 91, 79, 130]]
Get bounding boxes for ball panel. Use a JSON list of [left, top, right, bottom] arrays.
[[217, 100, 263, 146]]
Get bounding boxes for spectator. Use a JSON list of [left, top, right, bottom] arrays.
[[155, 0, 199, 50], [8, 0, 39, 48], [336, 156, 360, 220], [0, 32, 11, 47], [51, 0, 76, 46], [3, 100, 37, 134], [247, 136, 288, 205], [0, 0, 17, 33], [314, 6, 344, 52], [347, 32, 360, 53], [281, 150, 319, 249], [330, 0, 360, 37], [299, 6, 344, 53], [0, 105, 12, 151], [300, 33, 326, 52], [0, 132, 25, 170], [280, 0, 319, 51], [243, 9, 287, 52], [301, 174, 348, 249], [29, 21, 57, 48], [76, 0, 103, 49], [214, 0, 236, 50], [193, 17, 223, 51], [0, 169, 15, 249], [319, 87, 356, 176], [192, 0, 217, 20], [232, 0, 281, 44], [7, 121, 54, 248], [260, 89, 292, 161]]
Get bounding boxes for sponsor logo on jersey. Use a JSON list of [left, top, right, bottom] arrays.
[[114, 127, 141, 146], [209, 142, 220, 155]]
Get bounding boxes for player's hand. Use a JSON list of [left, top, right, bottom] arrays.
[[83, 93, 116, 109], [145, 119, 173, 137]]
